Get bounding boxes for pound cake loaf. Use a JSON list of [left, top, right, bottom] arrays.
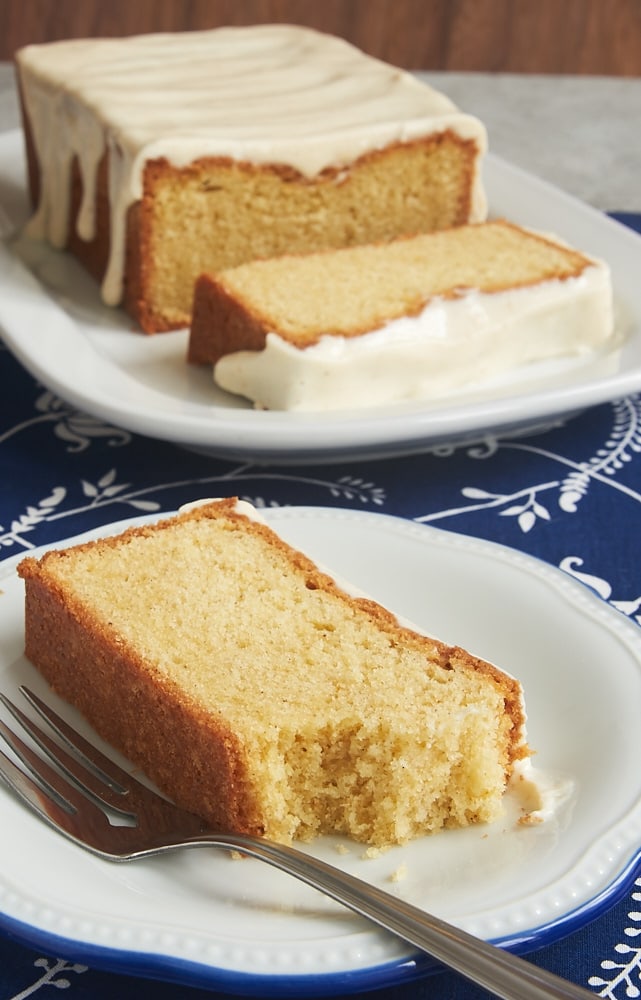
[[188, 219, 614, 411], [18, 498, 528, 847], [15, 25, 487, 333]]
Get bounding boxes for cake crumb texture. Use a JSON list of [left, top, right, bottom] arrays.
[[133, 136, 480, 331], [18, 498, 528, 847], [189, 219, 595, 361]]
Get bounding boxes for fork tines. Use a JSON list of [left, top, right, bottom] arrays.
[[0, 686, 135, 825]]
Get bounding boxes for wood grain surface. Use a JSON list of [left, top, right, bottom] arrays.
[[2, 0, 641, 74]]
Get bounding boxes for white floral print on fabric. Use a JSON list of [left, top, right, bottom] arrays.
[[588, 878, 641, 997], [8, 957, 87, 998], [417, 397, 641, 533]]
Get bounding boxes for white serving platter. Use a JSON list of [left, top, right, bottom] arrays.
[[1, 130, 641, 463]]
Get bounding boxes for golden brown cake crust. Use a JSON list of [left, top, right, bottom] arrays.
[[20, 569, 265, 835], [18, 499, 528, 845], [18, 503, 275, 836], [188, 273, 270, 364]]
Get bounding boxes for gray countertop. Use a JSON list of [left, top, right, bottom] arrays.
[[1, 61, 639, 212], [421, 72, 641, 213]]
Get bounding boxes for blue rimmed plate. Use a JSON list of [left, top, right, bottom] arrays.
[[0, 506, 640, 995]]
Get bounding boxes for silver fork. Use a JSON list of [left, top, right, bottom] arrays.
[[0, 686, 594, 1000]]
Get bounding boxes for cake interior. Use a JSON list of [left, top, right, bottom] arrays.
[[63, 134, 481, 331], [198, 220, 593, 346], [19, 505, 525, 846]]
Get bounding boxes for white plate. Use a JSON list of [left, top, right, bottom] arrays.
[[1, 506, 641, 995], [1, 130, 641, 463]]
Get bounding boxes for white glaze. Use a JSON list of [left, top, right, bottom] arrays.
[[510, 760, 576, 825], [179, 497, 262, 522], [213, 259, 614, 411], [15, 25, 487, 307]]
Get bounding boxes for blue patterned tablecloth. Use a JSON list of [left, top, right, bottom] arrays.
[[0, 214, 640, 1000]]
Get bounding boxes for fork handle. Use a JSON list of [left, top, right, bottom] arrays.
[[178, 833, 593, 1000]]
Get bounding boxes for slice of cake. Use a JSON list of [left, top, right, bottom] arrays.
[[17, 499, 528, 847], [15, 25, 487, 333], [187, 219, 615, 411]]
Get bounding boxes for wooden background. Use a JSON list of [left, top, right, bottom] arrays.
[[2, 0, 641, 74]]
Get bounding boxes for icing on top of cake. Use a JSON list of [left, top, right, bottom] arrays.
[[16, 24, 487, 307], [213, 260, 615, 411]]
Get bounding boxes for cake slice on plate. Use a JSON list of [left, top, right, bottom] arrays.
[[18, 499, 529, 847]]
